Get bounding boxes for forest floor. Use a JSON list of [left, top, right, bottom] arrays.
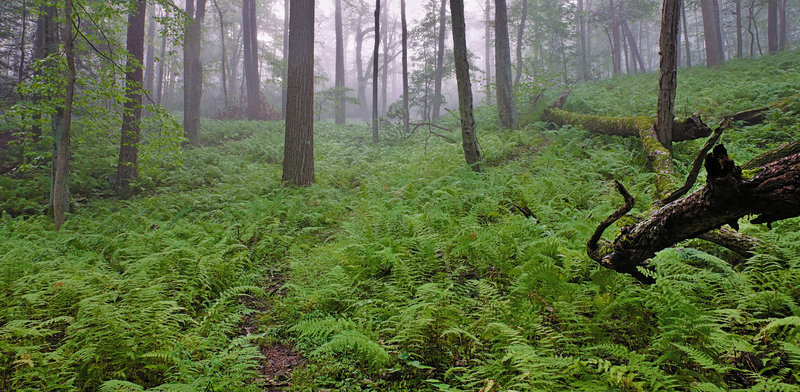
[[1, 50, 800, 392]]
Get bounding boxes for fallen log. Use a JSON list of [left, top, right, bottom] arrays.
[[589, 145, 800, 282]]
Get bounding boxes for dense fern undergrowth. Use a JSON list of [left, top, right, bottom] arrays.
[[2, 51, 800, 391]]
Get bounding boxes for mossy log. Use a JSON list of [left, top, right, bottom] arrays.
[[589, 146, 800, 283]]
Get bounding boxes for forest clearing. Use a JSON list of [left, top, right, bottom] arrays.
[[1, 0, 800, 390]]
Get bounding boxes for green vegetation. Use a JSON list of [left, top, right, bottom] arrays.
[[2, 51, 800, 391]]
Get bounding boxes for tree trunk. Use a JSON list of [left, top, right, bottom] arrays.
[[700, 0, 724, 67], [609, 0, 622, 74], [432, 0, 447, 120], [623, 22, 646, 73], [589, 147, 800, 282], [213, 0, 228, 107], [117, 0, 147, 199], [381, 2, 389, 117], [656, 0, 680, 151], [484, 0, 492, 104], [372, 0, 380, 144], [514, 0, 528, 87], [767, 0, 778, 53], [495, 0, 518, 129], [156, 21, 167, 105], [450, 0, 482, 172], [578, 0, 590, 81], [334, 0, 345, 124], [282, 0, 314, 186], [144, 5, 156, 94], [735, 0, 743, 58], [242, 0, 262, 120], [401, 0, 410, 135], [681, 0, 691, 67], [282, 0, 289, 119], [778, 0, 786, 51], [53, 0, 76, 230], [183, 0, 206, 145], [32, 1, 58, 140]]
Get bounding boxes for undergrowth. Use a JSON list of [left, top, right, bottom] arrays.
[[1, 50, 799, 391]]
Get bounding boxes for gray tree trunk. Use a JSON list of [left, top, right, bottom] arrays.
[[54, 0, 76, 229], [656, 0, 681, 151], [432, 0, 447, 120], [767, 0, 778, 53], [242, 0, 262, 119], [183, 0, 206, 145], [450, 0, 481, 171], [401, 0, 410, 135], [700, 0, 724, 67], [495, 0, 518, 129], [514, 0, 528, 87], [372, 0, 380, 143]]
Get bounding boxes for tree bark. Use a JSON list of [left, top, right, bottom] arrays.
[[514, 0, 528, 87], [372, 0, 380, 144], [589, 147, 800, 282], [778, 0, 786, 51], [281, 0, 289, 119], [183, 0, 206, 145], [484, 0, 492, 104], [32, 1, 58, 141], [432, 0, 447, 120], [401, 0, 410, 135], [156, 19, 167, 105], [117, 0, 147, 199], [334, 0, 345, 124], [767, 0, 778, 53], [213, 0, 228, 107], [609, 0, 622, 75], [495, 0, 518, 129], [144, 5, 156, 94], [282, 0, 314, 186], [622, 22, 646, 73], [242, 0, 262, 120], [450, 0, 482, 172], [700, 0, 724, 67], [54, 0, 76, 229], [656, 0, 681, 151], [681, 0, 691, 67], [578, 0, 590, 81]]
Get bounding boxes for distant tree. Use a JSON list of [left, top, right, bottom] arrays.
[[282, 0, 289, 119], [282, 0, 314, 186], [778, 0, 786, 50], [335, 0, 345, 124], [608, 0, 622, 74], [767, 0, 778, 53], [577, 0, 589, 81], [735, 0, 743, 58], [400, 0, 410, 135], [484, 0, 492, 104], [700, 0, 724, 67], [513, 0, 527, 87], [144, 5, 156, 95], [431, 0, 447, 120], [372, 0, 380, 143], [212, 0, 229, 107], [242, 0, 262, 119], [183, 0, 206, 145], [495, 0, 518, 129], [449, 0, 481, 171], [53, 0, 76, 229], [682, 0, 691, 66], [656, 0, 680, 151], [117, 0, 147, 198], [156, 16, 168, 104]]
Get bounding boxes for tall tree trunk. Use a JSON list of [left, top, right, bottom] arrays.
[[282, 0, 314, 186], [281, 0, 289, 119], [144, 5, 156, 94], [514, 0, 528, 87], [432, 0, 447, 120], [54, 0, 76, 229], [656, 0, 680, 151], [623, 22, 646, 73], [242, 0, 261, 119], [156, 17, 167, 105], [778, 0, 786, 51], [401, 0, 410, 135], [117, 0, 147, 198], [484, 0, 492, 104], [381, 2, 389, 116], [681, 0, 691, 67], [767, 0, 778, 53], [609, 0, 622, 74], [32, 1, 58, 141], [735, 0, 743, 58], [495, 0, 518, 129], [334, 0, 345, 124], [17, 1, 27, 95], [700, 0, 724, 67], [183, 0, 207, 145], [372, 0, 381, 143], [578, 0, 590, 81], [228, 25, 242, 102], [213, 0, 228, 107], [450, 0, 481, 172]]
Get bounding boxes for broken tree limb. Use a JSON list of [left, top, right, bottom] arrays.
[[589, 146, 800, 282], [723, 92, 800, 126], [661, 126, 724, 205]]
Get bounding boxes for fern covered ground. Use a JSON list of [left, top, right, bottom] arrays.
[[2, 51, 800, 391]]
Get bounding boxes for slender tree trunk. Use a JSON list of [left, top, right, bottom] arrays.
[[156, 19, 167, 105], [622, 23, 631, 73], [144, 5, 156, 94], [281, 0, 289, 119], [514, 0, 528, 87], [736, 0, 743, 58], [656, 0, 681, 151], [623, 22, 646, 73], [609, 0, 622, 74], [54, 0, 76, 229], [17, 1, 27, 94], [578, 0, 589, 81], [401, 0, 410, 135], [700, 0, 724, 67], [495, 0, 518, 129], [213, 0, 228, 107], [183, 0, 206, 145], [242, 0, 261, 119], [450, 0, 481, 171], [372, 0, 381, 143], [117, 0, 147, 198], [484, 0, 492, 104], [32, 1, 58, 141], [228, 25, 242, 101], [767, 0, 778, 53], [334, 0, 345, 124], [282, 0, 314, 186], [381, 3, 389, 116], [432, 0, 447, 120], [778, 0, 786, 51]]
